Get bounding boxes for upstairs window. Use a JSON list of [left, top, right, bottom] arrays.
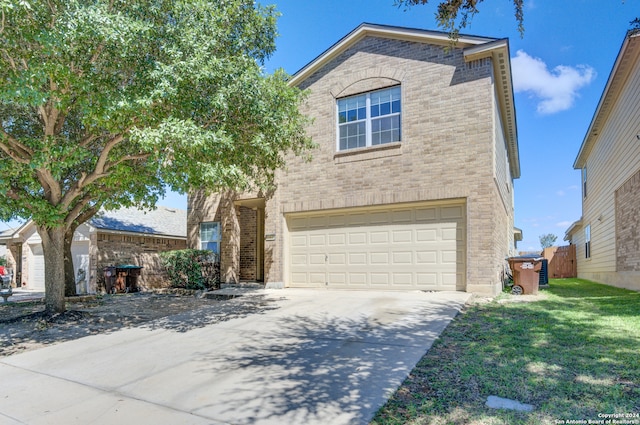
[[582, 166, 587, 198], [337, 86, 401, 151], [200, 222, 221, 255]]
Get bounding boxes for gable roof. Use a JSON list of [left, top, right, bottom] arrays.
[[289, 23, 520, 179], [574, 30, 640, 169], [90, 206, 187, 238], [0, 206, 186, 244]]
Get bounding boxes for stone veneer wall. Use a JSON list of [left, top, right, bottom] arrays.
[[616, 169, 640, 272]]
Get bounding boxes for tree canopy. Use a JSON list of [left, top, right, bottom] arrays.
[[0, 0, 312, 312], [539, 234, 558, 250], [395, 0, 525, 37]]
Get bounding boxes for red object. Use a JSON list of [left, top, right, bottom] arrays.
[[0, 266, 6, 276]]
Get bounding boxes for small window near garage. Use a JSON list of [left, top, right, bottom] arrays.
[[200, 222, 221, 255], [337, 86, 401, 151], [585, 224, 591, 259]]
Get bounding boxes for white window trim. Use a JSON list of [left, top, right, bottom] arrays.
[[335, 86, 401, 152], [200, 221, 221, 255]]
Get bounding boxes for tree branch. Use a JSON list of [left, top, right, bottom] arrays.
[[104, 153, 150, 171], [0, 127, 34, 163], [64, 192, 98, 229]]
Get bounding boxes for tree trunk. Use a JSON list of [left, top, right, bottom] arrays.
[[64, 231, 77, 297], [39, 225, 66, 314]]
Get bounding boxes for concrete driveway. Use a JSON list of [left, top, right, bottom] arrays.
[[0, 289, 470, 425]]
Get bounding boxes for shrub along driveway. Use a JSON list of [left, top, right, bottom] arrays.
[[372, 279, 640, 425]]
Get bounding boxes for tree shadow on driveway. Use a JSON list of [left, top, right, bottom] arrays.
[[190, 298, 462, 425]]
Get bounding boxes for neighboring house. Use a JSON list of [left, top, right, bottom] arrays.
[[0, 206, 186, 293], [188, 23, 521, 295], [565, 30, 640, 291]]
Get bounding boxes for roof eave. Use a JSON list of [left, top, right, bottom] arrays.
[[464, 39, 520, 179], [574, 30, 640, 169], [288, 23, 496, 88], [564, 218, 584, 241]]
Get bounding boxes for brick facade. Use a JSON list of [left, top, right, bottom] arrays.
[[239, 206, 257, 280], [96, 233, 186, 290], [188, 28, 517, 295], [616, 169, 640, 271]]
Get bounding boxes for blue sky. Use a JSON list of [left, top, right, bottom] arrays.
[[2, 1, 637, 253]]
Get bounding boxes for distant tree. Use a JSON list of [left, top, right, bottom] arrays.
[[395, 0, 525, 38], [539, 234, 558, 250], [0, 0, 313, 313]]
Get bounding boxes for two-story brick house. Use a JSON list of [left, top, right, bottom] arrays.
[[188, 24, 520, 295]]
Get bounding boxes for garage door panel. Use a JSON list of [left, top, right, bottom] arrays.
[[441, 227, 459, 241], [348, 253, 367, 265], [370, 211, 390, 223], [441, 250, 458, 264], [393, 273, 412, 285], [309, 234, 326, 246], [309, 254, 326, 265], [442, 206, 464, 219], [287, 202, 465, 290], [328, 253, 346, 265], [370, 252, 389, 265], [417, 273, 437, 285], [348, 232, 367, 245], [328, 273, 346, 284], [309, 273, 326, 284], [391, 210, 412, 223], [417, 251, 437, 264], [291, 235, 307, 247], [415, 207, 437, 221], [291, 254, 307, 265], [349, 273, 367, 285], [328, 233, 346, 245], [392, 251, 412, 264], [370, 231, 389, 244], [371, 273, 390, 285], [392, 230, 412, 243], [416, 229, 437, 242]]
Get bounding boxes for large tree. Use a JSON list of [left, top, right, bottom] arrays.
[[0, 0, 312, 313], [395, 0, 525, 37]]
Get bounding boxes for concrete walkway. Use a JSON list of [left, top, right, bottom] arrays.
[[0, 289, 470, 425]]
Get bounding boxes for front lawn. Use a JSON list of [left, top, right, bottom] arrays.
[[372, 279, 640, 425]]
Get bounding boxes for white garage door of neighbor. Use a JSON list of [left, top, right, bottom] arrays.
[[287, 202, 466, 290], [29, 244, 46, 291]]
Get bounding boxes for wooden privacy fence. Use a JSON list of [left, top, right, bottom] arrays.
[[543, 245, 577, 278]]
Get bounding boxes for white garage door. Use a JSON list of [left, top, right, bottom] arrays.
[[287, 201, 466, 291], [29, 244, 45, 291]]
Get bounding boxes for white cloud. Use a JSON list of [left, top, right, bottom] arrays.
[[556, 221, 572, 228], [511, 50, 596, 114], [556, 190, 566, 196]]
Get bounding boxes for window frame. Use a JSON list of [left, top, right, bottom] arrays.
[[336, 86, 401, 152], [582, 166, 587, 199], [200, 222, 221, 256], [584, 224, 591, 259]]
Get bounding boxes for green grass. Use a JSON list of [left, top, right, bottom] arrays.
[[371, 279, 640, 425]]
